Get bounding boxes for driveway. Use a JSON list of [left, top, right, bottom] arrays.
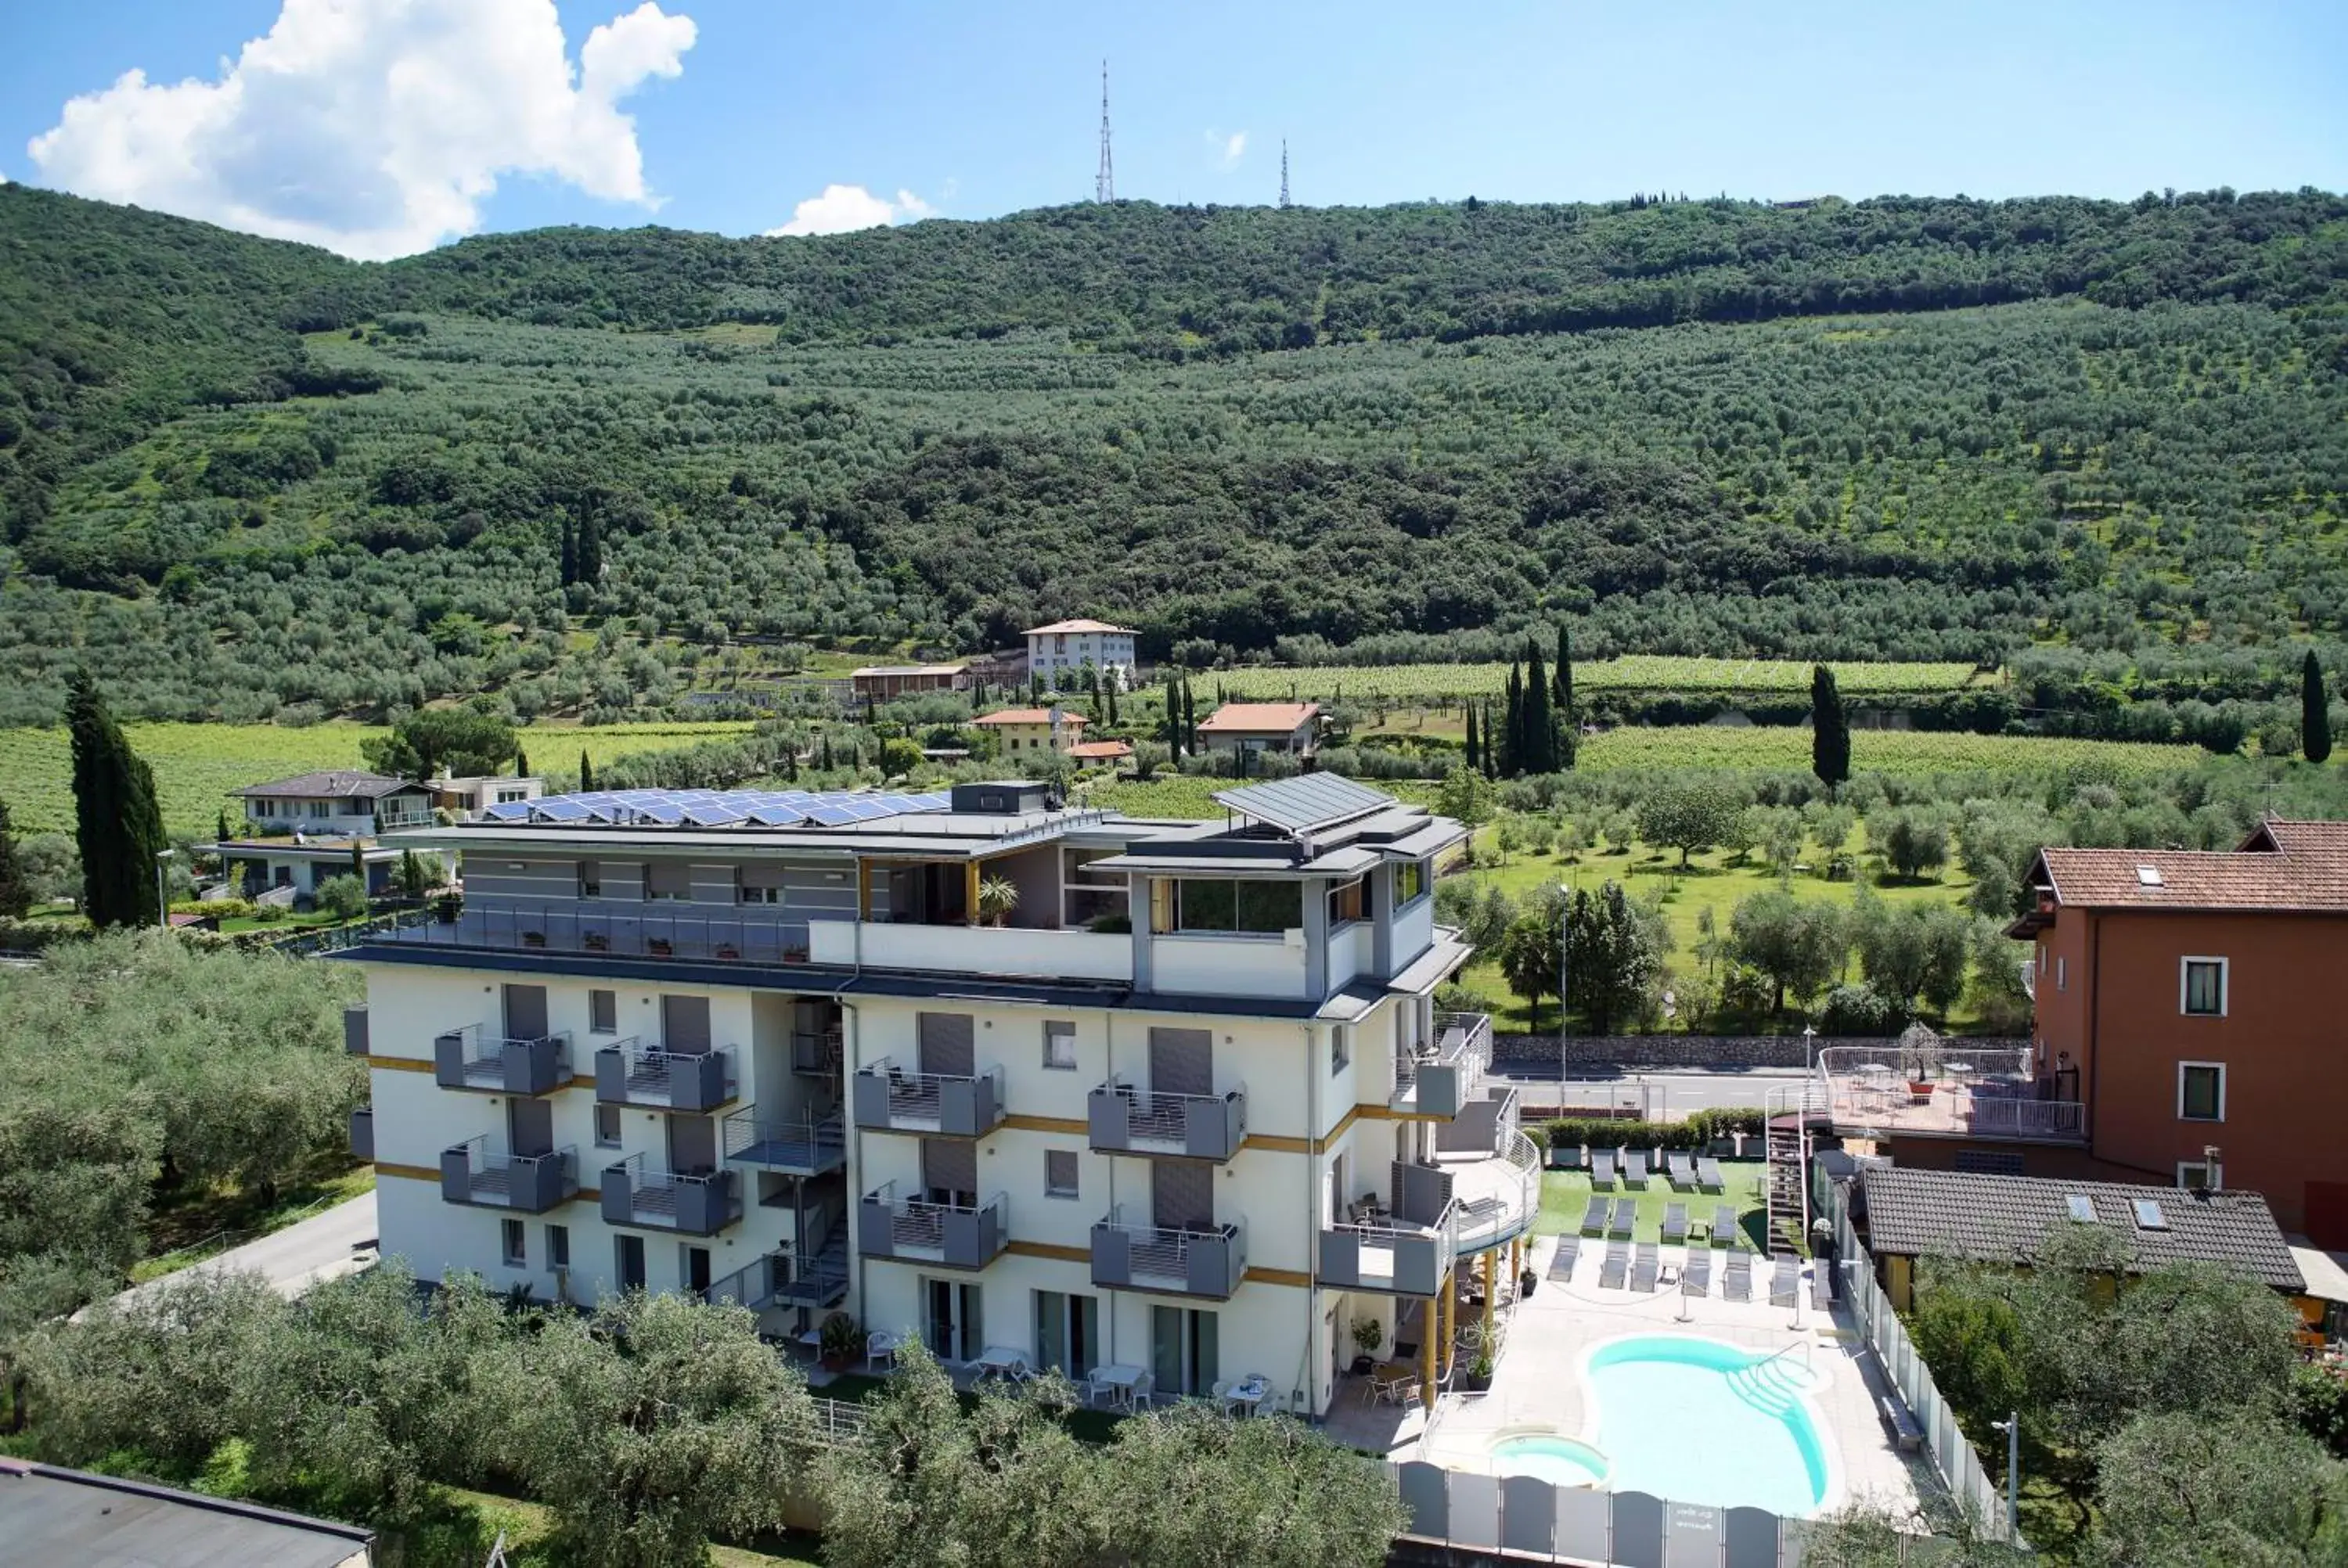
[[106, 1190, 380, 1312]]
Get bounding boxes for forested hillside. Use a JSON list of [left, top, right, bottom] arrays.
[[1, 184, 2344, 725]]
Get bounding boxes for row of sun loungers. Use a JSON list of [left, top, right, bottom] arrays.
[[1546, 1234, 1815, 1307], [1577, 1145, 1729, 1193], [1583, 1198, 1743, 1248]]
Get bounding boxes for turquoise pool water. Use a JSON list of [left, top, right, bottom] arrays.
[[1489, 1434, 1610, 1488], [1579, 1336, 1831, 1516]]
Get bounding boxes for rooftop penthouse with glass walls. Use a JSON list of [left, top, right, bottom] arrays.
[[363, 776, 1467, 1010]]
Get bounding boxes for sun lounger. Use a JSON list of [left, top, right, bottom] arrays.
[[1723, 1250, 1752, 1300], [1600, 1240, 1630, 1289], [1548, 1235, 1579, 1281], [1770, 1254, 1800, 1307], [1710, 1203, 1737, 1246], [1645, 1146, 1668, 1185], [1591, 1148, 1617, 1188], [1682, 1246, 1712, 1296], [1811, 1260, 1835, 1311], [1618, 1145, 1638, 1185], [1608, 1198, 1636, 1239], [1579, 1196, 1608, 1235], [1662, 1202, 1688, 1244], [1632, 1243, 1659, 1293], [1668, 1151, 1696, 1188], [1696, 1156, 1724, 1191]]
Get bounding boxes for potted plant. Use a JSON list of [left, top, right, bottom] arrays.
[[1349, 1316, 1383, 1376], [433, 890, 463, 925], [1463, 1347, 1496, 1393], [1899, 1021, 1943, 1101], [818, 1311, 866, 1372], [1520, 1265, 1539, 1299], [978, 875, 1020, 929]]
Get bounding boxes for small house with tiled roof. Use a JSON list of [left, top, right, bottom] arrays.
[[1964, 818, 2348, 1246], [973, 706, 1088, 759], [1197, 701, 1321, 758]]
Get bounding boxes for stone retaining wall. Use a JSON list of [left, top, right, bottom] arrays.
[[1493, 1032, 2029, 1071]]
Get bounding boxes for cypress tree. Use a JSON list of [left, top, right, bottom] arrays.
[[1554, 625, 1576, 768], [1501, 664, 1523, 779], [1464, 701, 1480, 772], [215, 806, 232, 843], [68, 673, 167, 930], [514, 745, 529, 779], [1181, 680, 1197, 753], [1811, 665, 1850, 793], [1524, 640, 1554, 775], [576, 497, 603, 583], [1482, 699, 1500, 781], [0, 798, 28, 918], [559, 517, 577, 586], [2304, 650, 2332, 764], [1105, 680, 1120, 728], [580, 750, 596, 792], [821, 730, 834, 771]]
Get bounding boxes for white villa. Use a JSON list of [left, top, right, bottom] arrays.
[[1024, 620, 1138, 691]]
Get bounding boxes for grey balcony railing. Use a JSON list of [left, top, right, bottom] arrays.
[[433, 1023, 573, 1095], [1087, 1081, 1247, 1163], [722, 1105, 848, 1175], [372, 904, 806, 965], [1391, 1011, 1493, 1119], [856, 1185, 1007, 1269], [1090, 1207, 1246, 1300], [595, 1038, 738, 1112], [343, 1006, 370, 1056], [440, 1138, 578, 1214], [1319, 1196, 1460, 1297], [348, 1106, 373, 1162], [600, 1154, 741, 1235], [852, 1059, 1005, 1138], [1815, 1044, 2086, 1144], [703, 1240, 851, 1312]]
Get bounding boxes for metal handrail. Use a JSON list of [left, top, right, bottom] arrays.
[[605, 1038, 738, 1099], [1097, 1079, 1246, 1142], [1097, 1206, 1242, 1278], [870, 1186, 1007, 1250], [721, 1104, 847, 1160], [858, 1058, 1003, 1120]]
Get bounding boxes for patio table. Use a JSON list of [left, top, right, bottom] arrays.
[[974, 1344, 1033, 1383], [1223, 1374, 1271, 1417], [1095, 1362, 1153, 1412]]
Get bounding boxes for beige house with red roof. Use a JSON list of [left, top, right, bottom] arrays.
[[1197, 702, 1321, 758], [973, 705, 1088, 759], [1023, 618, 1136, 690]]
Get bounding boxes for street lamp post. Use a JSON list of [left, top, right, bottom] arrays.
[[1802, 1023, 1817, 1072], [152, 847, 176, 930], [1557, 883, 1571, 1063], [1990, 1413, 2020, 1537]]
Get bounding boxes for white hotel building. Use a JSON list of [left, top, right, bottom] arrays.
[[341, 775, 1534, 1416]]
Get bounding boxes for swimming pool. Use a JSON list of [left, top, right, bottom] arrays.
[[1489, 1433, 1610, 1489], [1576, 1335, 1834, 1516]]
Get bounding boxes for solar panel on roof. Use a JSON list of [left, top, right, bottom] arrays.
[[474, 783, 951, 831], [806, 804, 859, 825], [682, 803, 747, 826], [1212, 775, 1394, 834], [482, 800, 533, 821], [747, 804, 808, 825], [634, 803, 684, 824], [531, 799, 591, 822]]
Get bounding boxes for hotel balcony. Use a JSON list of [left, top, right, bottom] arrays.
[[702, 1243, 851, 1313], [852, 1059, 1005, 1138], [808, 917, 1133, 984], [1320, 1131, 1540, 1295], [348, 1106, 373, 1162], [1320, 1202, 1459, 1297], [1087, 1081, 1247, 1163], [600, 1155, 742, 1235], [1388, 1011, 1493, 1120], [1089, 1208, 1246, 1300], [721, 1105, 848, 1178], [594, 1038, 739, 1113], [433, 1024, 573, 1096], [1817, 1044, 2086, 1145], [856, 1185, 1007, 1271], [440, 1138, 577, 1214]]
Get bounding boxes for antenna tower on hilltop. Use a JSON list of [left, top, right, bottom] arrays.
[[1280, 140, 1290, 208], [1096, 61, 1115, 203]]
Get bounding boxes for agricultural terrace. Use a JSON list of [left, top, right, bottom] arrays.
[[0, 721, 762, 836], [1209, 656, 1988, 703]]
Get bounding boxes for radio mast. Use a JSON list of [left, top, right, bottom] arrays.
[[1096, 61, 1115, 203]]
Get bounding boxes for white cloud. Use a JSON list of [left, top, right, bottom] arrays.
[[25, 0, 696, 260], [1202, 128, 1248, 171], [764, 184, 934, 238]]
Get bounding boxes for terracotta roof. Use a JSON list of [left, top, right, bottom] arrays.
[[232, 771, 420, 800], [1067, 740, 1133, 760], [972, 707, 1086, 728], [1859, 1167, 2304, 1291], [1025, 619, 1136, 636], [1197, 701, 1320, 734], [2033, 819, 2348, 913]]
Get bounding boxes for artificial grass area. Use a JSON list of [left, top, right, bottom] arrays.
[[1532, 1163, 1770, 1253]]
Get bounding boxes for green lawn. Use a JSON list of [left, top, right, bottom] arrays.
[[433, 1487, 826, 1567], [1532, 1163, 1770, 1253]]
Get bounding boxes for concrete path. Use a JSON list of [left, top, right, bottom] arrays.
[[106, 1190, 380, 1312]]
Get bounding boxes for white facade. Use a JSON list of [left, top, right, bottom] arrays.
[[347, 779, 1529, 1420], [1025, 624, 1137, 690]]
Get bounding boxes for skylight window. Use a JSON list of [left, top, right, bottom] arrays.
[[2131, 1199, 2170, 1231], [2136, 865, 2164, 886], [2065, 1194, 2097, 1224]]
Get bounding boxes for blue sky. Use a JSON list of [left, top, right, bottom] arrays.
[[5, 0, 2345, 257]]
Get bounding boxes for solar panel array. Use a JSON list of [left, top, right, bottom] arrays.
[[1211, 774, 1395, 835], [478, 788, 953, 830]]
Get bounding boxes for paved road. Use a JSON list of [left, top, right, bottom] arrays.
[[106, 1190, 379, 1313], [1494, 1066, 1810, 1119]]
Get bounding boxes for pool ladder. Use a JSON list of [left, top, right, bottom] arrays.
[[1727, 1343, 1817, 1418]]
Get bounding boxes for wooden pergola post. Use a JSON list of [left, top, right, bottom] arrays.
[[1419, 1294, 1438, 1409], [965, 860, 981, 926], [1482, 1251, 1497, 1341], [856, 860, 873, 921]]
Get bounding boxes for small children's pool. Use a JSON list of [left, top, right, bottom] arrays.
[[1578, 1335, 1834, 1516], [1489, 1434, 1610, 1488]]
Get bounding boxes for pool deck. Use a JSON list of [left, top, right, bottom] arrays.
[[1390, 1235, 1927, 1516]]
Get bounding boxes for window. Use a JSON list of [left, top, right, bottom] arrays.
[[2177, 1161, 2217, 1191], [500, 1218, 526, 1267], [589, 989, 618, 1034], [1043, 1020, 1078, 1071], [1395, 858, 1427, 906], [646, 861, 690, 901], [615, 1234, 646, 1291], [1327, 878, 1367, 925], [595, 1103, 624, 1148], [578, 860, 602, 899], [739, 883, 780, 904], [2178, 1062, 2225, 1122], [1046, 1150, 1079, 1199], [1331, 1024, 1351, 1077], [2181, 958, 2227, 1016], [2055, 956, 2067, 993], [1174, 879, 1302, 934], [545, 1223, 570, 1268]]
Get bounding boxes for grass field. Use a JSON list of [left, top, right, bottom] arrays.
[[1212, 657, 1988, 703], [1533, 1165, 1769, 1251], [1574, 725, 2197, 779], [0, 720, 759, 836]]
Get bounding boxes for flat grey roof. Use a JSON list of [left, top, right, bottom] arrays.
[[0, 1461, 372, 1568]]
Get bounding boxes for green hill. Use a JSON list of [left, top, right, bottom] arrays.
[[1, 184, 2344, 727]]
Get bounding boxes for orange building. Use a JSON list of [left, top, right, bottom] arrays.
[[1997, 819, 2348, 1246]]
